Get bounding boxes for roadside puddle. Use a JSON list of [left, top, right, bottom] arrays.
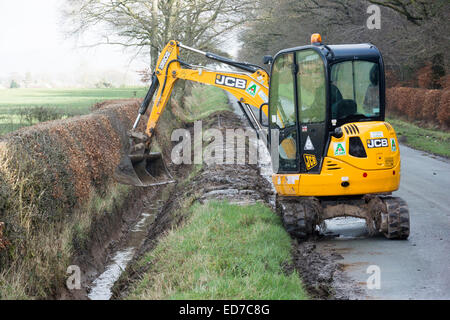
[[323, 217, 369, 239]]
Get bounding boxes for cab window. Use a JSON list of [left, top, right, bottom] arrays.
[[296, 50, 326, 123], [330, 61, 380, 120], [269, 54, 296, 128]]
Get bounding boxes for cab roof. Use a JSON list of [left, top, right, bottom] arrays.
[[275, 43, 382, 63]]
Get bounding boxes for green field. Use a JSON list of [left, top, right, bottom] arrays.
[[0, 87, 147, 135]]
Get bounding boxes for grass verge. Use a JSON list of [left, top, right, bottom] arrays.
[[387, 117, 450, 157], [127, 201, 307, 300]]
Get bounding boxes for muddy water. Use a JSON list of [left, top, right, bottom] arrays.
[[88, 209, 158, 300]]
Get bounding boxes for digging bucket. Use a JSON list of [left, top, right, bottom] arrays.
[[114, 152, 175, 187]]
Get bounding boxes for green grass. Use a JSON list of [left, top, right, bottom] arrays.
[[0, 87, 147, 135], [127, 201, 307, 300], [184, 84, 230, 120], [126, 86, 306, 300], [387, 117, 450, 157]]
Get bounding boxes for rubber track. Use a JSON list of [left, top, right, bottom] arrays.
[[277, 196, 320, 240], [383, 197, 410, 239]]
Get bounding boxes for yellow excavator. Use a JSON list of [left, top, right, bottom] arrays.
[[114, 34, 410, 240]]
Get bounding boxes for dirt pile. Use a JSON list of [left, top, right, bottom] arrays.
[[111, 111, 275, 298]]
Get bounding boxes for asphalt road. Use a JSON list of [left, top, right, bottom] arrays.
[[319, 144, 450, 299]]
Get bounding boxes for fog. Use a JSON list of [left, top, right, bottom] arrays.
[[0, 0, 147, 88]]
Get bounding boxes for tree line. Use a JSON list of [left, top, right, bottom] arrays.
[[63, 0, 449, 88]]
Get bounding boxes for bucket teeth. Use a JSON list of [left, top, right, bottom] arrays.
[[131, 143, 146, 153], [114, 151, 175, 187], [114, 130, 175, 187]]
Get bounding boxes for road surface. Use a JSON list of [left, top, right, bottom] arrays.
[[319, 144, 450, 299]]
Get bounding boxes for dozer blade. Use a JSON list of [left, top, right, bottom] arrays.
[[114, 152, 175, 187]]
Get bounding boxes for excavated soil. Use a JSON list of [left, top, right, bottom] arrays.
[[291, 240, 363, 299]]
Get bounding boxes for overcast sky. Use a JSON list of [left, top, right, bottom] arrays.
[[0, 0, 147, 85]]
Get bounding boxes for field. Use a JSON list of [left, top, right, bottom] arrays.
[[0, 87, 147, 135]]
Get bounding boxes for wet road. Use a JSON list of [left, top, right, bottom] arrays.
[[319, 145, 450, 299]]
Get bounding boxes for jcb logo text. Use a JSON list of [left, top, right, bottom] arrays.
[[158, 48, 173, 70], [215, 75, 247, 89], [367, 138, 388, 148]]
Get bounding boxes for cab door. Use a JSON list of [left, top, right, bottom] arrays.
[[295, 50, 327, 174], [268, 53, 299, 174]]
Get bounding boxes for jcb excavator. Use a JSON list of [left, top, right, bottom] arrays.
[[114, 34, 410, 240]]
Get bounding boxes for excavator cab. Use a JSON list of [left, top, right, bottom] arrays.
[[268, 37, 385, 176], [267, 36, 408, 240]]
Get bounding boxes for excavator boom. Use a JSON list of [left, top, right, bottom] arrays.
[[114, 40, 270, 187]]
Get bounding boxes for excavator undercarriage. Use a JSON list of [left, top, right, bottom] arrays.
[[277, 195, 409, 240]]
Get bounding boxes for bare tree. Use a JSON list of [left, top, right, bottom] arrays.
[[62, 0, 254, 68], [238, 0, 449, 84], [368, 0, 447, 25]]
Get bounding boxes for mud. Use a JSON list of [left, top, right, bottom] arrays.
[[57, 186, 159, 300], [291, 240, 364, 299]]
